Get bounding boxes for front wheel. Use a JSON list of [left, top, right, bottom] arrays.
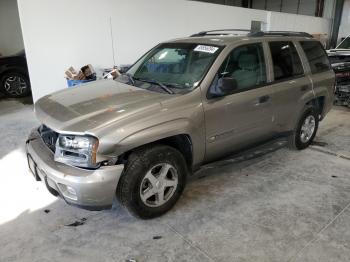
[[288, 107, 319, 150], [117, 145, 187, 219]]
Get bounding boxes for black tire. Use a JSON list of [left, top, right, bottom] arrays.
[[0, 72, 31, 98], [117, 145, 188, 219], [288, 107, 319, 150]]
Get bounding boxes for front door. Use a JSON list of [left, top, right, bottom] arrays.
[[202, 43, 275, 162]]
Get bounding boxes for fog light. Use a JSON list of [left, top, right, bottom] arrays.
[[58, 183, 77, 200], [66, 186, 77, 196]]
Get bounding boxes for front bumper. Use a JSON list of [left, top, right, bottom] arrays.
[[26, 129, 124, 210]]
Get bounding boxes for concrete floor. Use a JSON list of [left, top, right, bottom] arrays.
[[0, 97, 349, 262]]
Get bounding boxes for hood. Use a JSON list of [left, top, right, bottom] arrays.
[[327, 49, 350, 69], [35, 79, 174, 134]]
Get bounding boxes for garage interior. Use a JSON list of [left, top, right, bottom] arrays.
[[1, 0, 350, 261]]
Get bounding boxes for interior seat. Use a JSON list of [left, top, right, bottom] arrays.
[[232, 53, 259, 89]]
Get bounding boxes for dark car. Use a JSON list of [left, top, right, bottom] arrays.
[[0, 50, 31, 98], [327, 36, 350, 107]]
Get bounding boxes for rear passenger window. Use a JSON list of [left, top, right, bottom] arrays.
[[269, 41, 304, 81], [300, 41, 331, 74]]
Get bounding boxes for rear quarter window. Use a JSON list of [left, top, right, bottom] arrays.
[[300, 41, 331, 74]]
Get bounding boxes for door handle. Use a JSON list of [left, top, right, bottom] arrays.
[[300, 85, 310, 91], [258, 95, 270, 104]]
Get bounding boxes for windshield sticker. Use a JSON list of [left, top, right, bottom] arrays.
[[194, 45, 219, 54]]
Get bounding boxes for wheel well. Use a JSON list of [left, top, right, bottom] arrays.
[[0, 69, 28, 80], [117, 134, 193, 170], [306, 96, 325, 118]]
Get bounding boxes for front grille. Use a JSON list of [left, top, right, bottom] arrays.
[[38, 125, 59, 152]]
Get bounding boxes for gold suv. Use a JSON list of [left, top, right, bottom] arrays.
[[26, 30, 335, 218]]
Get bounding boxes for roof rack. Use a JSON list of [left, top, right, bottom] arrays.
[[190, 29, 251, 37], [248, 31, 313, 38], [190, 29, 313, 38]]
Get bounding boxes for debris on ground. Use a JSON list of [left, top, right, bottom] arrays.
[[311, 141, 328, 147], [65, 217, 87, 227]]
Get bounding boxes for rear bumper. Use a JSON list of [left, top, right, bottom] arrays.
[[26, 129, 124, 210]]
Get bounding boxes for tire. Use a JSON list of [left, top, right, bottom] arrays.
[[117, 145, 188, 219], [288, 107, 319, 150], [0, 72, 31, 98]]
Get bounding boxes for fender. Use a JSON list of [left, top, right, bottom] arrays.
[[283, 85, 315, 132], [102, 118, 205, 168], [0, 65, 28, 77]]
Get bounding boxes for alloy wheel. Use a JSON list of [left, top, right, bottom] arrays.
[[4, 76, 28, 96], [300, 115, 316, 143], [140, 163, 178, 207]]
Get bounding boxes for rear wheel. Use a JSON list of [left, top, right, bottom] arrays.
[[288, 107, 319, 150], [117, 145, 187, 219], [0, 72, 31, 98]]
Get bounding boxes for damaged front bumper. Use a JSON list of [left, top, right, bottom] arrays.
[[26, 129, 124, 211]]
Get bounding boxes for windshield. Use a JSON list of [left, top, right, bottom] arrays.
[[116, 43, 222, 93], [337, 36, 350, 49]]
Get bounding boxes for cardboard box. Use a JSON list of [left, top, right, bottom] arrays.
[[65, 66, 78, 80], [81, 64, 95, 79], [65, 64, 96, 80]]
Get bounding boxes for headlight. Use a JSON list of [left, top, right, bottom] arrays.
[[54, 135, 99, 168]]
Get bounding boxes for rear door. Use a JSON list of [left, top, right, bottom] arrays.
[[266, 41, 314, 132], [202, 42, 276, 162], [298, 41, 335, 116]]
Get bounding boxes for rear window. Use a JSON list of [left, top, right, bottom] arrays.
[[300, 41, 331, 74], [269, 41, 304, 81]]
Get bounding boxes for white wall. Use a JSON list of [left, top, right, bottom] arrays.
[[0, 0, 24, 56], [339, 0, 350, 42], [17, 0, 332, 101]]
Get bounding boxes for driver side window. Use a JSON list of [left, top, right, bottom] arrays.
[[210, 43, 267, 96]]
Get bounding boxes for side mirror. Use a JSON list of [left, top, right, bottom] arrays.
[[208, 77, 238, 98], [220, 77, 238, 94]]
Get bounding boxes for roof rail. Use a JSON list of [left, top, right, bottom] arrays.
[[190, 29, 251, 37], [248, 31, 313, 38]]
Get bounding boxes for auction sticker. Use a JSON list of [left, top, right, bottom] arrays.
[[194, 45, 219, 54]]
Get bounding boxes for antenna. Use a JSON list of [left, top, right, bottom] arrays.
[[109, 17, 116, 67]]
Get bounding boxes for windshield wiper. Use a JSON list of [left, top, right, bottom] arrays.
[[122, 73, 135, 86], [134, 77, 174, 94], [162, 82, 185, 89]]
